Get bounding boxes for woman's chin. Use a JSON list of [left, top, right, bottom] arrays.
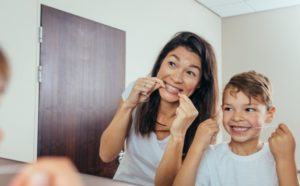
[[159, 90, 179, 103]]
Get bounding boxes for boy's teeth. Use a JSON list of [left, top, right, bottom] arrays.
[[232, 126, 249, 132]]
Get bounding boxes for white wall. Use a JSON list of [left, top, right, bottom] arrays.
[[0, 0, 221, 162], [222, 6, 300, 165], [40, 0, 222, 85], [0, 0, 39, 162]]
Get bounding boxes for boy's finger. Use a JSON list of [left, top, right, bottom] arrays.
[[210, 135, 216, 144], [275, 128, 284, 136], [213, 109, 222, 124], [278, 123, 291, 134]]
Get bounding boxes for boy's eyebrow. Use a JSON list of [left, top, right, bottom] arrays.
[[246, 103, 259, 106], [221, 103, 231, 107]]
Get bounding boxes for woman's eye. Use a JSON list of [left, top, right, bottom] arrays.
[[168, 61, 176, 68], [245, 108, 255, 112], [187, 71, 196, 77]]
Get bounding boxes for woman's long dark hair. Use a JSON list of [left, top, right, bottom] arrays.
[[134, 32, 219, 155]]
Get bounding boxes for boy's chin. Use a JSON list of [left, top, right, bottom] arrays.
[[230, 134, 260, 144]]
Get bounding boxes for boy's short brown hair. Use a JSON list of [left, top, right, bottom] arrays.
[[0, 49, 10, 82], [223, 71, 272, 108]]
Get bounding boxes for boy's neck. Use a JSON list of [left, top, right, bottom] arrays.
[[229, 139, 263, 156]]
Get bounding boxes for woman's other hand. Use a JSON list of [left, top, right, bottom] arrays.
[[124, 77, 165, 108], [170, 93, 198, 139]]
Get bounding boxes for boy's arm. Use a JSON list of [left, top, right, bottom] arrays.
[[269, 123, 299, 186], [173, 119, 219, 186]]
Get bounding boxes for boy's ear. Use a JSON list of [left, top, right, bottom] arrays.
[[265, 106, 276, 123]]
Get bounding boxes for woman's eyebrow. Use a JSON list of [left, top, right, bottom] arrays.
[[168, 54, 180, 61], [189, 64, 201, 71]]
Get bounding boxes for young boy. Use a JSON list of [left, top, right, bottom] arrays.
[[174, 71, 298, 186]]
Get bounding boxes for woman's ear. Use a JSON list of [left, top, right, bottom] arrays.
[[266, 106, 276, 123]]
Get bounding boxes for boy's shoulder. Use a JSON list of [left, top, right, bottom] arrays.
[[207, 142, 228, 151], [205, 142, 273, 160], [204, 142, 229, 158]]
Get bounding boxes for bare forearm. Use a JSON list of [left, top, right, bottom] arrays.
[[276, 158, 299, 186], [99, 101, 134, 162], [155, 136, 185, 186], [173, 136, 206, 186]]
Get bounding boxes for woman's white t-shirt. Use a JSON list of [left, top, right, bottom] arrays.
[[113, 82, 170, 186]]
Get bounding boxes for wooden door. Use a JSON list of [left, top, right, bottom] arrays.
[[38, 5, 125, 177]]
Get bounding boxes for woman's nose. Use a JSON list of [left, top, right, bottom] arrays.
[[171, 70, 183, 83]]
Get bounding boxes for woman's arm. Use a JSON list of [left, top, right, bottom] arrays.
[[99, 78, 165, 162], [155, 94, 196, 186], [269, 124, 299, 186], [173, 119, 219, 186], [155, 133, 185, 186], [155, 94, 219, 186], [99, 100, 135, 162]]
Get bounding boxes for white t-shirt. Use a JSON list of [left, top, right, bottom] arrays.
[[113, 82, 170, 186], [196, 142, 278, 186]]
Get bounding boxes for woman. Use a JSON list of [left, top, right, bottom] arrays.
[[99, 32, 219, 186]]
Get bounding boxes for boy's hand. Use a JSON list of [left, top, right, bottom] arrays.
[[125, 77, 165, 108], [193, 117, 220, 151], [170, 94, 198, 139], [268, 123, 296, 162]]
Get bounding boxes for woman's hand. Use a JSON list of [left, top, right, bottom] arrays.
[[10, 157, 83, 186], [269, 123, 296, 162], [124, 77, 165, 108], [170, 94, 199, 139]]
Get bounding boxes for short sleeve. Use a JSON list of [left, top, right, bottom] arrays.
[[122, 81, 135, 101], [195, 148, 212, 186]]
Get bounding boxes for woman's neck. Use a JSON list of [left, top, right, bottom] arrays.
[[229, 138, 263, 156], [157, 101, 179, 126], [158, 100, 178, 119]]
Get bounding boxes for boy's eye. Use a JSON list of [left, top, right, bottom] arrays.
[[245, 108, 255, 112], [168, 61, 176, 68], [223, 107, 232, 111]]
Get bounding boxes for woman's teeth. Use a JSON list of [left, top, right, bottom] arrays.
[[165, 84, 181, 94]]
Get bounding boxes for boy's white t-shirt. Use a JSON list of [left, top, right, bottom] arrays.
[[196, 142, 278, 186], [113, 82, 170, 186]]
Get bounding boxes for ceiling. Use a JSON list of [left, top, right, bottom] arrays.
[[195, 0, 300, 17]]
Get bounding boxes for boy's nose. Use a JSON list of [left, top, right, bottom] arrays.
[[232, 112, 244, 122]]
